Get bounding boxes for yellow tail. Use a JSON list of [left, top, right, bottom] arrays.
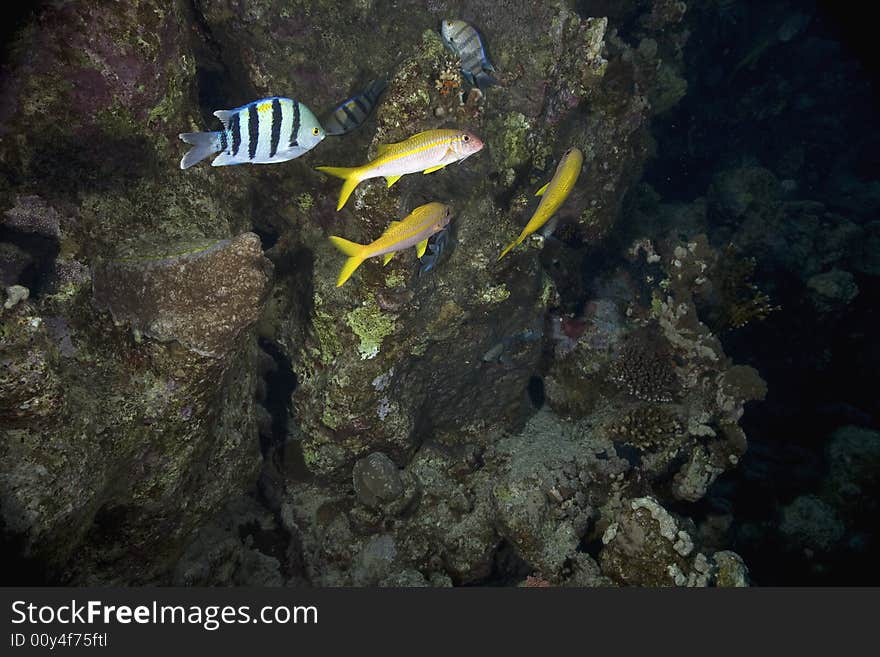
[[498, 236, 524, 260], [329, 236, 366, 286], [316, 166, 362, 211]]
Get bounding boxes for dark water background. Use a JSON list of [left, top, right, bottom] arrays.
[[645, 0, 879, 584]]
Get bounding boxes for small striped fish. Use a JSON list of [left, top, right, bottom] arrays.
[[179, 97, 325, 169], [316, 128, 484, 210], [498, 147, 584, 260], [441, 19, 497, 91], [321, 78, 387, 136], [330, 202, 452, 287]]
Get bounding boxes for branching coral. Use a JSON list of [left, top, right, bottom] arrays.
[[608, 404, 685, 452], [608, 327, 678, 402]]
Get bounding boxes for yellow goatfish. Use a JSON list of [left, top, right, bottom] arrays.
[[330, 202, 452, 286], [498, 147, 584, 260], [316, 129, 484, 211]]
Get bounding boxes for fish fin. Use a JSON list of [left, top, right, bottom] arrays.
[[329, 235, 365, 256], [335, 255, 366, 287], [382, 252, 395, 266], [382, 220, 403, 232], [210, 151, 243, 167], [329, 236, 366, 287], [366, 78, 388, 102], [385, 174, 403, 188], [179, 132, 222, 169], [461, 70, 477, 87], [539, 215, 560, 238], [422, 164, 448, 174], [416, 238, 429, 258], [316, 166, 361, 211], [376, 143, 391, 156], [498, 235, 525, 261], [213, 110, 233, 129], [535, 182, 550, 196], [474, 70, 497, 90]]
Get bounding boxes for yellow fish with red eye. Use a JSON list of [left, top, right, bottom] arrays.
[[316, 129, 484, 211], [498, 147, 584, 259]]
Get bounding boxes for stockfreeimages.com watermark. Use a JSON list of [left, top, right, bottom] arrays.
[[11, 600, 317, 632]]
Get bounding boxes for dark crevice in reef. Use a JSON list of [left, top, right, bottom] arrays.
[[252, 225, 279, 251], [257, 338, 298, 456], [185, 0, 260, 122], [247, 188, 289, 251], [0, 2, 45, 66], [0, 519, 49, 586], [0, 226, 59, 297], [527, 375, 545, 409], [237, 518, 295, 581], [466, 541, 531, 587]]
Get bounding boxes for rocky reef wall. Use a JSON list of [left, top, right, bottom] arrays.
[[2, 0, 760, 586]]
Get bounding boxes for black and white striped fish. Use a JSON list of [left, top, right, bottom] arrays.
[[321, 78, 387, 137], [440, 19, 497, 91], [179, 97, 325, 169]]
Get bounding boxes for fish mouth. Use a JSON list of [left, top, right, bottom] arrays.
[[460, 132, 484, 153]]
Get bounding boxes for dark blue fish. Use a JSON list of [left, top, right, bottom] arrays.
[[321, 78, 387, 136], [418, 228, 452, 276]]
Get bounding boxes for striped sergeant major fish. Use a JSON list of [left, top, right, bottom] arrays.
[[321, 78, 388, 136], [330, 202, 452, 287], [179, 97, 325, 169], [440, 19, 497, 91], [315, 128, 484, 211], [498, 147, 584, 260]]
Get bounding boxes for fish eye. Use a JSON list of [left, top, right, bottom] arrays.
[[312, 127, 320, 136], [463, 135, 470, 142]]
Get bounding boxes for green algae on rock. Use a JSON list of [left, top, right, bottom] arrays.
[[345, 299, 398, 360]]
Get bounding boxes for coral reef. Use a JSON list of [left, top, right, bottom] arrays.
[[600, 496, 749, 587], [0, 0, 771, 587]]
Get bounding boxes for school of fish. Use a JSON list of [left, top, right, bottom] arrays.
[[178, 19, 584, 286]]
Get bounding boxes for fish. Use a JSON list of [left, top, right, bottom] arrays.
[[440, 19, 497, 90], [178, 97, 325, 169], [498, 147, 584, 260], [329, 202, 452, 286], [418, 228, 452, 277], [321, 78, 388, 136], [481, 325, 543, 365], [316, 129, 484, 211]]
